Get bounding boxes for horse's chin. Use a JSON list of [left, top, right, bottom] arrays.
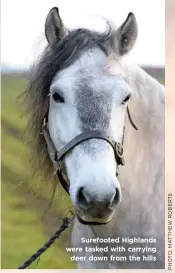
[[76, 210, 114, 225]]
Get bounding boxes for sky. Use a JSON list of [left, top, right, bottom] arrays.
[[1, 0, 165, 68]]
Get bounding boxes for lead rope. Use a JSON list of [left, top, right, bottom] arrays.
[[17, 210, 75, 269]]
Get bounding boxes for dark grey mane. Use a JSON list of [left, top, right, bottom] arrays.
[[23, 25, 113, 180]]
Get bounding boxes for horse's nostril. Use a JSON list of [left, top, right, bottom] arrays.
[[77, 187, 89, 209], [111, 188, 121, 207]]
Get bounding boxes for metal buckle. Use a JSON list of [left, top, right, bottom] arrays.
[[115, 142, 123, 156], [115, 142, 125, 166], [43, 117, 47, 128]]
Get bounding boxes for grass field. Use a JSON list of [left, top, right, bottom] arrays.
[[1, 75, 75, 269]]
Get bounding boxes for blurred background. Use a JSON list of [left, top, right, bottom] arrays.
[[1, 0, 164, 269]]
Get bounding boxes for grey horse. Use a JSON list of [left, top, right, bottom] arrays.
[[24, 7, 164, 269]]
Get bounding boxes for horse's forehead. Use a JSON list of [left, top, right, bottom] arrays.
[[58, 48, 107, 79], [53, 47, 123, 91]]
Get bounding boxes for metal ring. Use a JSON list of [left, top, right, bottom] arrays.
[[64, 209, 75, 221]]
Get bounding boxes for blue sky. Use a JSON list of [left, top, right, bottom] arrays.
[[1, 0, 164, 68]]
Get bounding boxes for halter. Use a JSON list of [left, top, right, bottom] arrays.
[[41, 106, 137, 225]]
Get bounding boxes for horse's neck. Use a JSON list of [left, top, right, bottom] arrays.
[[123, 60, 164, 112], [124, 62, 164, 149], [122, 61, 164, 192]]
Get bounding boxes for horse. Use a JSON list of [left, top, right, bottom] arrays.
[[24, 7, 165, 269]]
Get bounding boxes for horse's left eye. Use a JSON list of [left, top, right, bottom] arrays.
[[52, 92, 64, 103], [121, 94, 131, 105]]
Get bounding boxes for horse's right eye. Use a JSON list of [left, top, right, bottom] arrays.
[[121, 94, 131, 105], [52, 92, 64, 103]]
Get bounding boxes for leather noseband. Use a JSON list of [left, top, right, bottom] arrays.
[[42, 117, 125, 194]]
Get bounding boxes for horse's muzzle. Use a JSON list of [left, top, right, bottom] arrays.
[[74, 186, 121, 225]]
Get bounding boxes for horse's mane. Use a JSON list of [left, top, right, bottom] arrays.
[[23, 23, 114, 181]]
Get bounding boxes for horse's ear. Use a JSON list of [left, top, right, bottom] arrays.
[[45, 7, 68, 47], [112, 13, 138, 55]]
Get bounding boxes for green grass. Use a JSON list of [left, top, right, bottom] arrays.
[[1, 75, 75, 269], [1, 75, 27, 131], [1, 182, 72, 269]]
